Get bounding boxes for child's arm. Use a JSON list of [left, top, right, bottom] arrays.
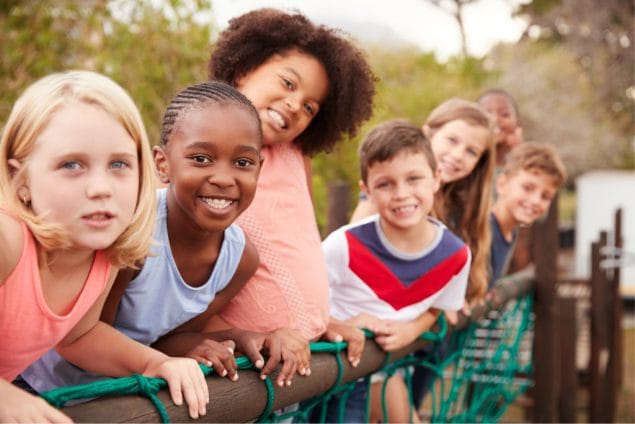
[[56, 272, 209, 419], [0, 379, 71, 423], [371, 309, 441, 352]]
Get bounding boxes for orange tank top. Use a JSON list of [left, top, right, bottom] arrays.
[[220, 143, 330, 340], [0, 221, 111, 381]]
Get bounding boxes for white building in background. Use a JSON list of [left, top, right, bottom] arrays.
[[575, 170, 635, 297]]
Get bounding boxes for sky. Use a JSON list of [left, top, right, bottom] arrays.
[[209, 0, 529, 61]]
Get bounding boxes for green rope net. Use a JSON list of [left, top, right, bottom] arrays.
[[40, 293, 534, 423]]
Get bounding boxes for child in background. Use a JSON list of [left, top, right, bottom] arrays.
[[477, 88, 523, 168], [324, 120, 470, 422], [0, 71, 208, 422], [351, 98, 496, 304], [489, 142, 566, 288], [207, 8, 376, 380], [21, 80, 295, 395]]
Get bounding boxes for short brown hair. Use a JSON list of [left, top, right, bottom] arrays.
[[359, 119, 436, 183], [502, 142, 567, 187]]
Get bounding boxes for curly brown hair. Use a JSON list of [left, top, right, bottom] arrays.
[[208, 8, 376, 156]]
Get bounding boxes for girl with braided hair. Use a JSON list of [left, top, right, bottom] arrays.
[[20, 80, 298, 403]]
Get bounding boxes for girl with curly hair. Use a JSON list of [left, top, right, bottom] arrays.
[[206, 8, 376, 386]]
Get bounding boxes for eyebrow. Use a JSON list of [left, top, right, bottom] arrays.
[[283, 66, 303, 84], [185, 141, 260, 155]]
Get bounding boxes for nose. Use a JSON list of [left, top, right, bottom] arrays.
[[85, 170, 113, 199], [285, 94, 301, 113], [448, 144, 465, 163], [392, 181, 409, 199], [207, 163, 236, 189]]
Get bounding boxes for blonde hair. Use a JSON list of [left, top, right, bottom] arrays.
[[0, 70, 156, 268], [502, 142, 567, 187], [426, 98, 496, 301]]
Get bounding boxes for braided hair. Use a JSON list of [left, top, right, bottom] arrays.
[[159, 80, 261, 146]]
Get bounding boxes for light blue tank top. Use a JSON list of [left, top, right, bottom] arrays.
[[21, 188, 246, 393]]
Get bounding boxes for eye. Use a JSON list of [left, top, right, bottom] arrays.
[[191, 155, 212, 164], [408, 175, 423, 183], [235, 158, 254, 168], [282, 77, 294, 90], [304, 103, 315, 116], [376, 181, 392, 190], [466, 148, 480, 158], [111, 160, 130, 170], [61, 161, 81, 170]]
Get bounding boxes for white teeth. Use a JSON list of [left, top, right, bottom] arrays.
[[394, 205, 416, 213], [268, 109, 286, 128], [203, 198, 233, 209]]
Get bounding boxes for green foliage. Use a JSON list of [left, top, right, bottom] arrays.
[[0, 0, 212, 144]]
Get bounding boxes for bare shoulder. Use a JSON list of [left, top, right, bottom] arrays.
[[0, 210, 25, 286]]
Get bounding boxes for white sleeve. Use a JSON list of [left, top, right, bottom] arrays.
[[321, 228, 349, 291], [430, 249, 471, 311]]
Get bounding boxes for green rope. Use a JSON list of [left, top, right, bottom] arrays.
[[39, 298, 533, 423]]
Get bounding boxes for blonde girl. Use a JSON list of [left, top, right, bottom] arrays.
[[0, 70, 208, 422]]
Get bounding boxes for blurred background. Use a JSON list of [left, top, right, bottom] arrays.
[[1, 0, 632, 233], [1, 0, 633, 420]]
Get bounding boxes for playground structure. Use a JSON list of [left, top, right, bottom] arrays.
[[42, 187, 628, 423]]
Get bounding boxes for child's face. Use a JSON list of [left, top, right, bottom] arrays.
[[21, 102, 139, 251], [495, 169, 558, 226], [429, 119, 489, 184], [362, 151, 440, 233], [479, 94, 518, 146], [154, 103, 262, 234], [235, 49, 329, 147]]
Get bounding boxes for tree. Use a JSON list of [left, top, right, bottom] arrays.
[[515, 0, 634, 169], [423, 0, 479, 57], [0, 0, 213, 144]]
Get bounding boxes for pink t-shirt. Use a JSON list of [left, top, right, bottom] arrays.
[[0, 221, 111, 381], [220, 143, 330, 340]]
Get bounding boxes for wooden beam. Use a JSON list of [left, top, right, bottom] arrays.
[[60, 271, 535, 422]]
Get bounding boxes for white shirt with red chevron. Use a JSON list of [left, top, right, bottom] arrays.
[[324, 215, 470, 322]]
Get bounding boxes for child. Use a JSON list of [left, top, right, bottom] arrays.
[[20, 80, 296, 394], [477, 88, 523, 168], [489, 142, 566, 289], [0, 71, 208, 422], [207, 7, 376, 379], [323, 120, 470, 422], [352, 98, 496, 303]]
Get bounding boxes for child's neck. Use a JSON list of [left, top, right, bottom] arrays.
[[491, 203, 517, 242], [378, 217, 436, 254], [38, 248, 96, 316], [166, 216, 224, 288]]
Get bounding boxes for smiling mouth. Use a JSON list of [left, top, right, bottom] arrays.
[[202, 197, 234, 209], [267, 109, 287, 129]]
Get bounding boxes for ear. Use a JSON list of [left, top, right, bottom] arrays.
[[8, 158, 31, 203], [358, 179, 368, 196], [495, 172, 507, 196], [152, 145, 170, 185], [422, 124, 432, 138]]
